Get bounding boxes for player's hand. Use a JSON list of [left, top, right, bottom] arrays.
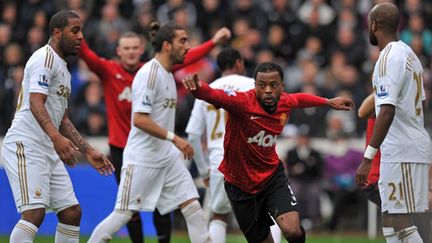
[[85, 149, 115, 176], [173, 135, 194, 160], [212, 27, 231, 45], [356, 158, 372, 187], [182, 73, 201, 91], [52, 134, 78, 166], [327, 97, 355, 111]]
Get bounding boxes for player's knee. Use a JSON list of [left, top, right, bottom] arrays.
[[283, 225, 305, 243], [282, 226, 301, 240], [57, 204, 82, 225], [21, 207, 46, 227]]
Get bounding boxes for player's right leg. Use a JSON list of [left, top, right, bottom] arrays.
[[89, 164, 165, 243], [109, 145, 144, 243], [2, 141, 51, 242], [88, 164, 139, 243]]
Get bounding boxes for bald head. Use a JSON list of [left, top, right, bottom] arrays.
[[369, 2, 400, 34]]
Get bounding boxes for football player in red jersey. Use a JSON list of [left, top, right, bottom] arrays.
[[183, 62, 354, 243], [79, 27, 231, 243]]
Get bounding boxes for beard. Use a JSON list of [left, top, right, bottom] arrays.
[[170, 51, 185, 65], [369, 31, 378, 46], [60, 38, 77, 56]]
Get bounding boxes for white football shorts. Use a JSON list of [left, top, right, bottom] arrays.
[[209, 170, 231, 214], [379, 162, 429, 214], [115, 157, 199, 215], [1, 141, 78, 213]]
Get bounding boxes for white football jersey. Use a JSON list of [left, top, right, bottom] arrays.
[[186, 74, 254, 171], [372, 40, 431, 163], [123, 59, 179, 167], [4, 45, 71, 148]]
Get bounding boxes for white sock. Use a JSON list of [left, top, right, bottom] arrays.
[[55, 223, 79, 243], [397, 226, 423, 243], [10, 219, 38, 243], [209, 219, 227, 243], [88, 209, 133, 243], [270, 224, 282, 243], [181, 200, 211, 243], [383, 227, 402, 243]]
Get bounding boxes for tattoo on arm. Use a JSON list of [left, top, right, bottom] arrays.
[[59, 117, 91, 154], [30, 94, 60, 139]]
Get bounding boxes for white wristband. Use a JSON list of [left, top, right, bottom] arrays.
[[364, 145, 378, 160], [166, 131, 175, 142]]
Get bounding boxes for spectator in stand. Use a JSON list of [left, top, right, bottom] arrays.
[[92, 2, 130, 58], [156, 0, 197, 27], [0, 65, 23, 135], [79, 27, 231, 243], [323, 131, 366, 231], [288, 84, 328, 138], [400, 13, 432, 56], [285, 124, 324, 230]]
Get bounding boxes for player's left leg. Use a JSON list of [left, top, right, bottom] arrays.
[[50, 159, 81, 243], [56, 205, 81, 243], [268, 163, 305, 243], [157, 159, 210, 243]]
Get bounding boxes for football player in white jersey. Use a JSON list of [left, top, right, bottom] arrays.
[[186, 48, 282, 243], [0, 11, 114, 243], [89, 22, 221, 243], [356, 3, 432, 243]]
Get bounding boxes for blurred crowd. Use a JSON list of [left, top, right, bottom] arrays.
[[1, 0, 432, 232]]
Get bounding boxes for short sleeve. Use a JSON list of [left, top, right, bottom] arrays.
[[186, 99, 206, 136], [28, 59, 55, 95], [131, 69, 157, 114], [375, 53, 405, 107]]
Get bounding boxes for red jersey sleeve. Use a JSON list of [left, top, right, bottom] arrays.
[[289, 93, 328, 108], [79, 39, 109, 78], [191, 80, 247, 113], [173, 40, 215, 72]]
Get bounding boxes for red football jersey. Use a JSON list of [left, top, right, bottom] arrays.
[[79, 39, 216, 148], [366, 117, 381, 186], [192, 82, 327, 194]]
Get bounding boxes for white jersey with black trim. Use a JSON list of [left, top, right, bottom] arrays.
[[123, 59, 179, 167], [372, 40, 431, 163], [4, 45, 71, 149], [186, 74, 254, 171]]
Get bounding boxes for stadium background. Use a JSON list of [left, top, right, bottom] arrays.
[[0, 0, 431, 241]]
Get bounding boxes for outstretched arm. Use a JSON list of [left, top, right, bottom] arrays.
[[59, 112, 114, 176], [173, 27, 231, 72], [182, 73, 246, 114], [290, 93, 354, 110], [79, 39, 107, 77]]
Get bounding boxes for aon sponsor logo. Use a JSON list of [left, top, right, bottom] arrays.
[[247, 131, 278, 147]]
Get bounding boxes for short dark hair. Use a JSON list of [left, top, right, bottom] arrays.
[[149, 21, 184, 52], [217, 48, 242, 72], [48, 10, 80, 36], [253, 62, 284, 81], [117, 32, 145, 46]]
